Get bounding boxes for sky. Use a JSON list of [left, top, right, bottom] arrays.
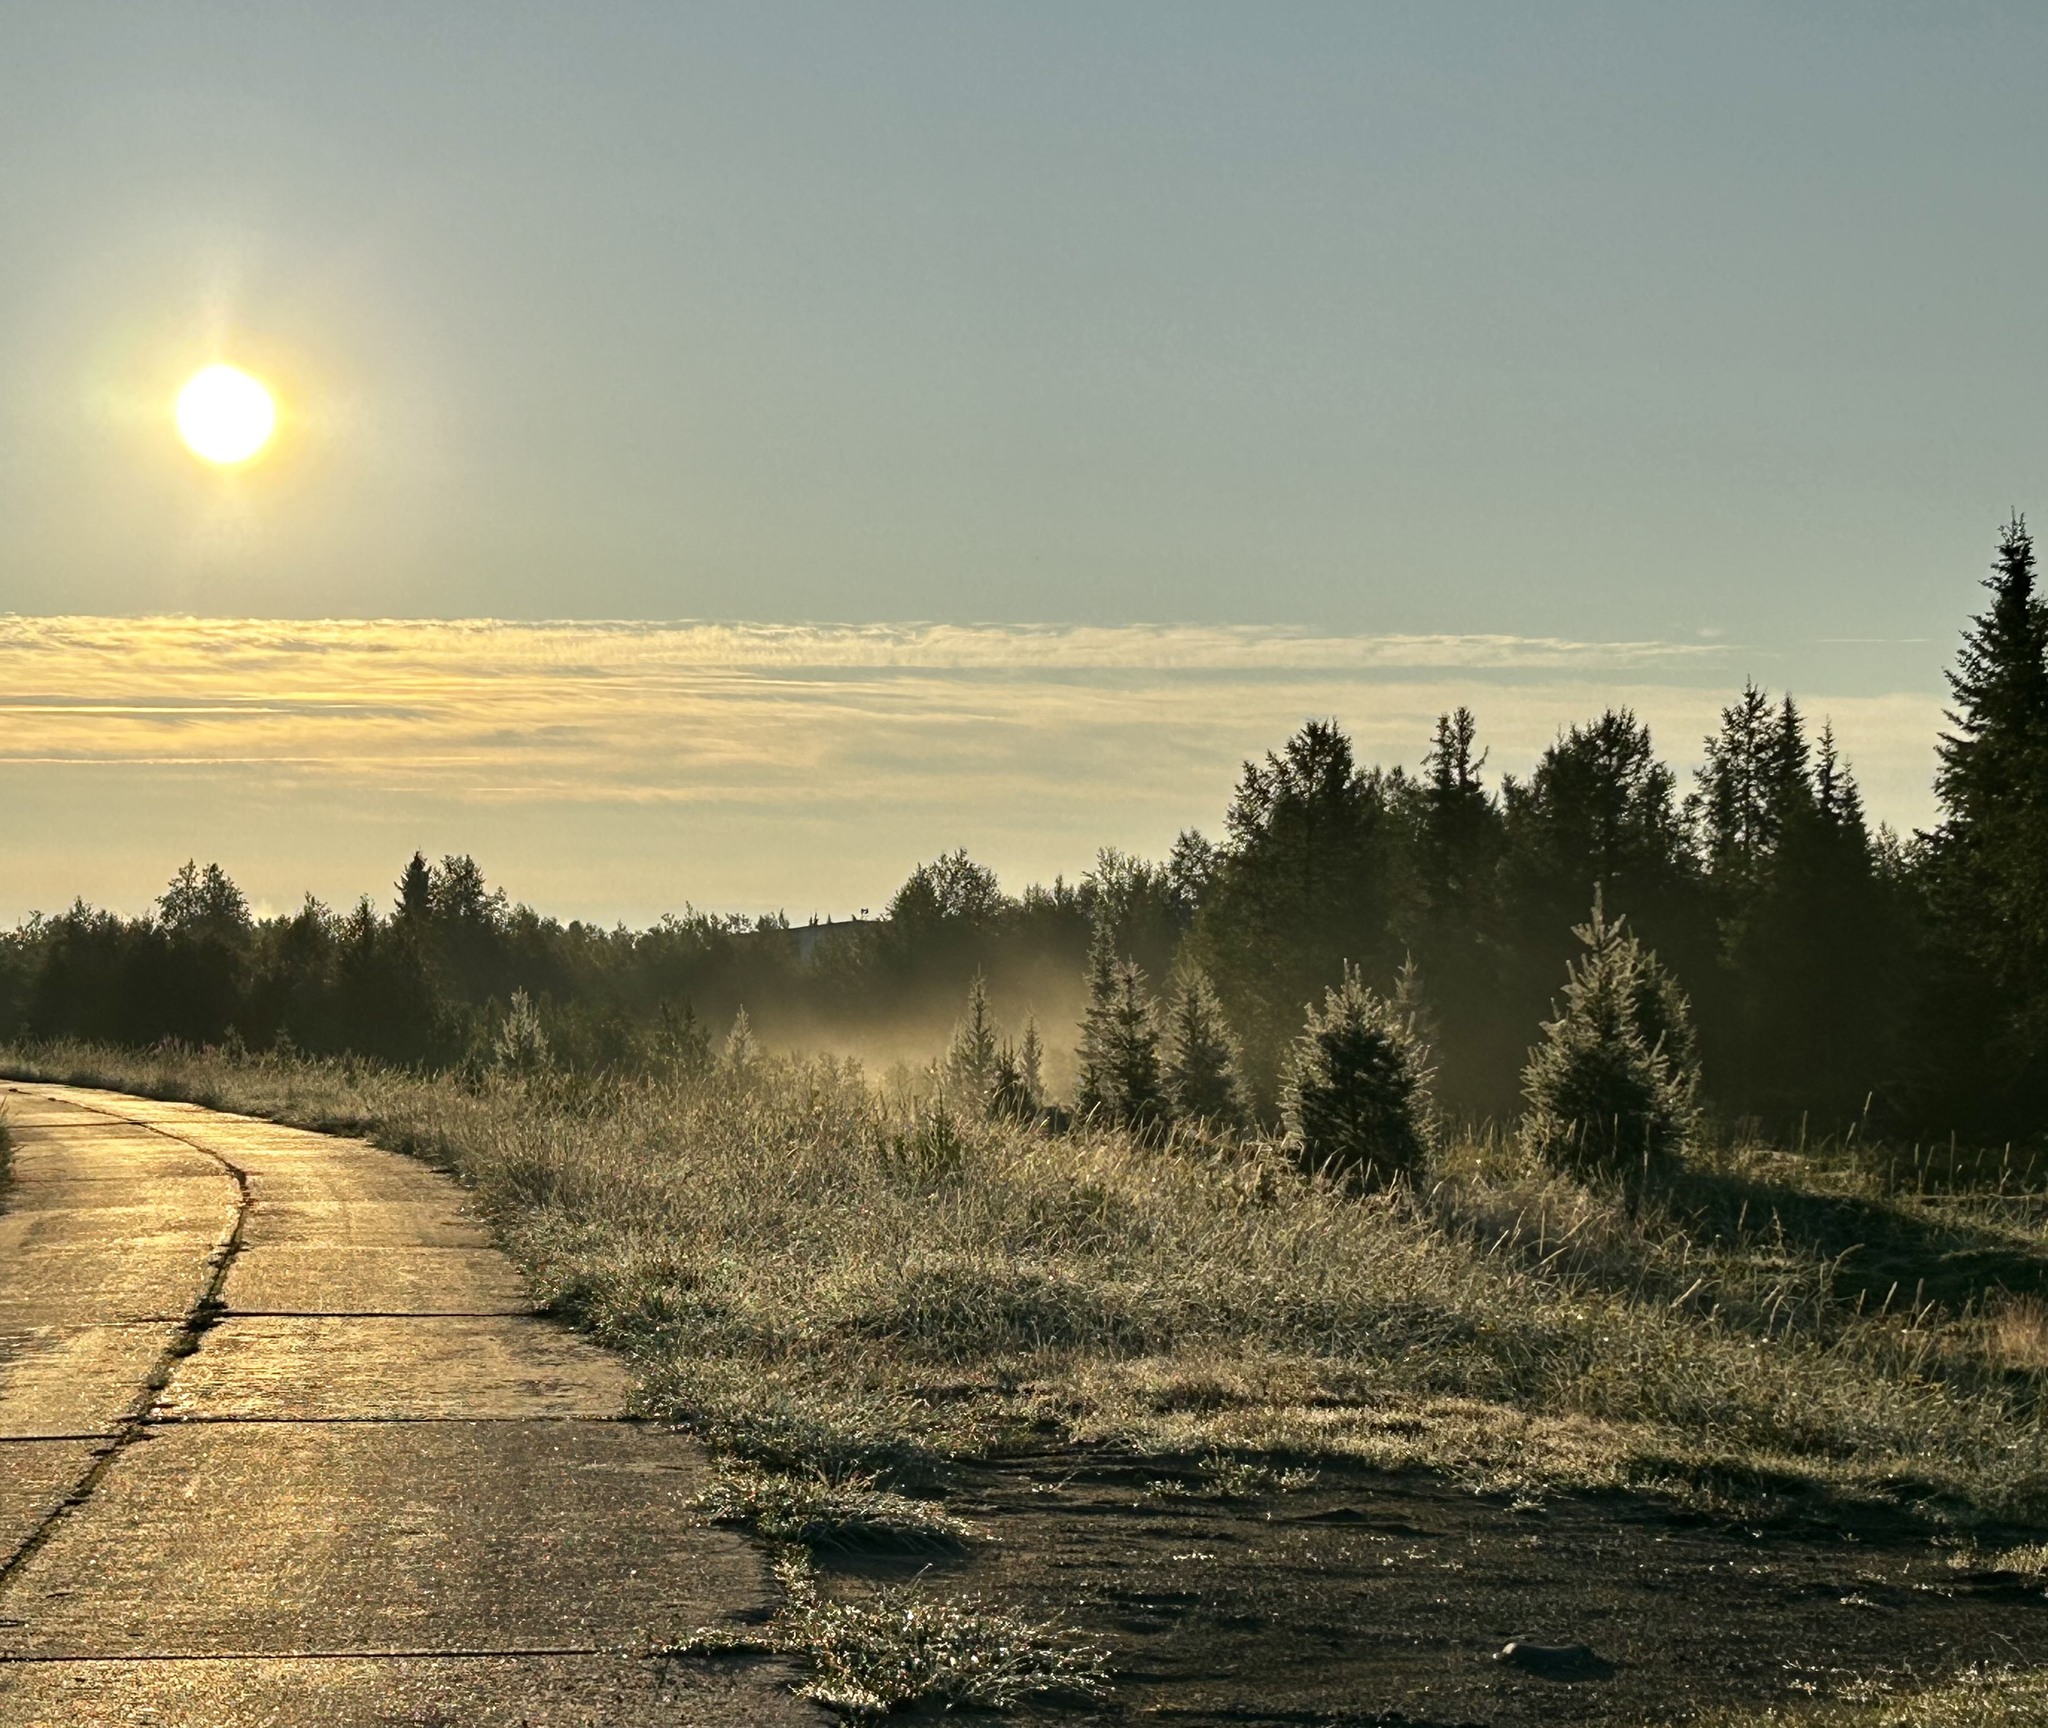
[[0, 6, 2040, 918]]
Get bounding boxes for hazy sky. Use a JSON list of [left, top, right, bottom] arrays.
[[0, 7, 2038, 918], [2, 5, 2041, 644], [0, 617, 1946, 924]]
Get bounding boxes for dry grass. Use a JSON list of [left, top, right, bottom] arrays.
[[1702, 1667, 2048, 1726], [8, 1040, 2048, 1527], [1988, 1297, 2048, 1373], [694, 1465, 976, 1549], [668, 1551, 1110, 1718]]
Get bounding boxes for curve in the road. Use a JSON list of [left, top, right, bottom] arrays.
[[0, 1081, 822, 1727]]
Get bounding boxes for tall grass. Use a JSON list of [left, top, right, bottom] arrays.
[[8, 1040, 2048, 1520]]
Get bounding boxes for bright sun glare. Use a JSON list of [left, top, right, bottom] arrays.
[[175, 364, 276, 465]]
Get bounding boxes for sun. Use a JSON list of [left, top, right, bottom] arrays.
[[175, 364, 277, 465]]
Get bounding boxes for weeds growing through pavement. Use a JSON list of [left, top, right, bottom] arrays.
[[664, 1551, 1110, 1719], [694, 1465, 975, 1550]]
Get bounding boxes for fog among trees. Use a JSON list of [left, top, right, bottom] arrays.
[[8, 520, 2048, 1149]]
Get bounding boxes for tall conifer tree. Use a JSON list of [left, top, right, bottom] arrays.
[[1924, 515, 2048, 1122]]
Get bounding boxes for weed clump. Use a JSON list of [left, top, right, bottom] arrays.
[[694, 1465, 974, 1550], [1279, 963, 1435, 1187], [669, 1553, 1111, 1719]]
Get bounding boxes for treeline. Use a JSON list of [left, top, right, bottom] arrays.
[[7, 520, 2048, 1145]]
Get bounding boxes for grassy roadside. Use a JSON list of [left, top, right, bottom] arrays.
[[9, 1040, 2048, 1719], [9, 1039, 2048, 1522]]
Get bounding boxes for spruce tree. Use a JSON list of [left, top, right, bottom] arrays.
[[1164, 960, 1248, 1131], [1018, 1016, 1045, 1109], [1692, 683, 1814, 895], [491, 989, 551, 1076], [1076, 925, 1167, 1130], [1725, 719, 1893, 1124], [989, 1027, 1045, 1121], [722, 1006, 760, 1074], [1410, 711, 1511, 1116], [1924, 515, 2048, 1116], [1279, 963, 1436, 1187], [1498, 708, 1704, 1094], [1521, 892, 1698, 1186], [1075, 922, 1121, 1118], [945, 970, 1002, 1111], [1936, 515, 2048, 836], [1192, 720, 1400, 1105], [395, 852, 434, 923]]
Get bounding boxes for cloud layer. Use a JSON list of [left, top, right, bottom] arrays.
[[0, 618, 1943, 923]]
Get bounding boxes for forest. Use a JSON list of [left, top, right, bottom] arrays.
[[6, 518, 2047, 1149]]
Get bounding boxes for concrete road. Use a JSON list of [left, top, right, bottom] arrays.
[[0, 1082, 823, 1726]]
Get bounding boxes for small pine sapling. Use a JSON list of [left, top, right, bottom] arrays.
[[1165, 961, 1249, 1133], [722, 1006, 761, 1075], [1279, 963, 1435, 1187], [1076, 925, 1168, 1130], [945, 971, 1002, 1112], [492, 988, 551, 1076], [990, 1015, 1046, 1121], [1521, 890, 1699, 1187], [1019, 1016, 1044, 1107]]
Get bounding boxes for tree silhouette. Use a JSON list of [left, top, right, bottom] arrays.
[[1920, 515, 2048, 1126]]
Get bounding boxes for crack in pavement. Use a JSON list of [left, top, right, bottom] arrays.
[[0, 1101, 252, 1595]]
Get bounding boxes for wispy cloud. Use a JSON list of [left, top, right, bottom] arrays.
[[0, 616, 1732, 673], [0, 617, 1941, 921]]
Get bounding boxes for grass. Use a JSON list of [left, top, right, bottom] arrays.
[[1702, 1669, 2048, 1726], [13, 1040, 2048, 1722], [666, 1551, 1110, 1719], [694, 1464, 976, 1550], [8, 1037, 2048, 1526]]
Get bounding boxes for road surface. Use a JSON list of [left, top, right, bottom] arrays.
[[0, 1081, 820, 1726]]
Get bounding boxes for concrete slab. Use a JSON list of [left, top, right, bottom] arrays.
[[0, 1084, 816, 1724], [0, 1325, 176, 1440], [0, 1123, 179, 1161], [234, 1152, 469, 1210], [154, 1316, 628, 1421], [0, 1439, 101, 1560], [239, 1200, 495, 1250], [225, 1244, 534, 1316], [0, 1241, 214, 1329], [0, 1650, 825, 1726], [21, 1092, 214, 1124], [0, 1421, 764, 1658], [0, 1100, 115, 1128]]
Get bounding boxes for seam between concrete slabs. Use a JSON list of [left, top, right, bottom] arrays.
[[0, 1097, 252, 1591], [217, 1309, 538, 1319], [140, 1413, 640, 1426]]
